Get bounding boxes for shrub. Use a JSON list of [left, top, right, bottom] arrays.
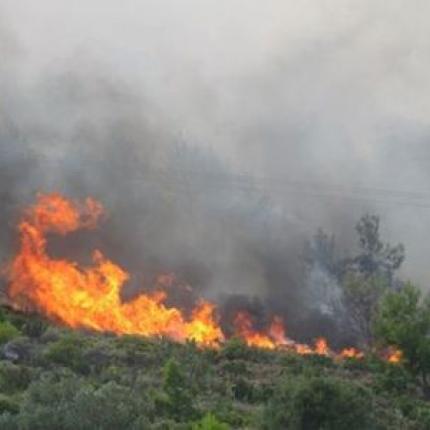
[[0, 394, 19, 415], [232, 377, 255, 402], [21, 317, 48, 339], [0, 361, 32, 393], [374, 283, 430, 391], [192, 413, 230, 430], [63, 381, 149, 429], [220, 360, 248, 375], [415, 404, 430, 430], [212, 398, 249, 428], [158, 358, 197, 421], [43, 333, 90, 373], [262, 376, 373, 430], [3, 372, 153, 430], [0, 322, 21, 345], [373, 364, 414, 395], [0, 412, 20, 430], [219, 338, 250, 361]]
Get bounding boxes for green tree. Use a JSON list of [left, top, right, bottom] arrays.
[[374, 283, 430, 394], [340, 215, 405, 345], [342, 273, 388, 345], [346, 214, 405, 281]]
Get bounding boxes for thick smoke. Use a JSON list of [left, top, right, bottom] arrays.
[[1, 1, 430, 344]]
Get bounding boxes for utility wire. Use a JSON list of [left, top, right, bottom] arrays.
[[139, 167, 430, 210]]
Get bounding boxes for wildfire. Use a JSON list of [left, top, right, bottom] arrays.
[[387, 349, 403, 364], [7, 193, 222, 347], [233, 311, 335, 357], [5, 193, 400, 362], [339, 347, 365, 360], [233, 311, 278, 349]]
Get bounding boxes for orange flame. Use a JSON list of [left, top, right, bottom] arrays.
[[340, 347, 365, 359], [233, 311, 277, 349], [233, 311, 334, 356], [7, 194, 223, 347], [314, 337, 330, 356], [388, 349, 403, 364]]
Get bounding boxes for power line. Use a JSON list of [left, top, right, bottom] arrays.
[[138, 167, 430, 210]]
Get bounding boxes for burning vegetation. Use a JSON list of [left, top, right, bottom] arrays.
[[1, 192, 430, 430], [6, 193, 373, 359]]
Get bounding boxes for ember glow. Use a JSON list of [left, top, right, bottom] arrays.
[[5, 193, 398, 361], [387, 349, 403, 364], [339, 347, 365, 360]]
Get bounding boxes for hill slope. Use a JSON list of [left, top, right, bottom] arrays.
[[0, 306, 428, 430]]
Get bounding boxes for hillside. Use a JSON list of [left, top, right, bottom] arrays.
[[0, 306, 428, 430]]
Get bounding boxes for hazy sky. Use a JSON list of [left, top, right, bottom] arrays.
[[2, 1, 430, 284], [2, 1, 429, 166]]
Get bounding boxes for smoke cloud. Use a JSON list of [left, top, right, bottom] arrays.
[[1, 1, 430, 343]]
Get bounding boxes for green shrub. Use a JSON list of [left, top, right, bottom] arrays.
[[3, 372, 154, 430], [193, 413, 230, 430], [415, 404, 430, 430], [281, 352, 307, 374], [232, 377, 255, 402], [21, 317, 48, 339], [43, 333, 90, 373], [220, 360, 248, 375], [219, 338, 250, 361], [262, 376, 373, 430], [63, 381, 150, 429], [252, 382, 274, 402], [0, 321, 21, 345], [0, 362, 32, 393], [0, 412, 20, 430], [373, 364, 414, 395], [0, 394, 19, 415], [158, 358, 197, 421], [212, 398, 249, 428], [374, 283, 430, 388]]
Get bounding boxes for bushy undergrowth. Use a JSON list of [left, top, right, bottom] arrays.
[[262, 376, 373, 430], [0, 307, 428, 429]]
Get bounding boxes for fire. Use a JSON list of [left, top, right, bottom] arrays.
[[269, 315, 291, 346], [7, 193, 223, 347], [387, 349, 403, 364], [5, 193, 397, 362], [314, 337, 330, 356], [233, 311, 333, 356], [340, 347, 365, 359], [233, 311, 277, 349]]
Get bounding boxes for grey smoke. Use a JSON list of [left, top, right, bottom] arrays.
[[1, 1, 430, 343]]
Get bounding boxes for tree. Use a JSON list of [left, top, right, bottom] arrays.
[[374, 283, 430, 394], [345, 214, 405, 282], [342, 273, 388, 345], [304, 229, 337, 276], [340, 215, 405, 345]]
